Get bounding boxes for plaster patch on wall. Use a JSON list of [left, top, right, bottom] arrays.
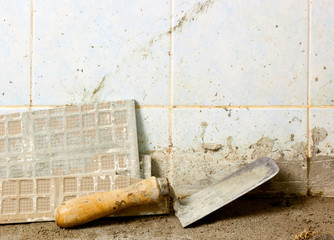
[[169, 136, 307, 197], [249, 137, 276, 159], [309, 124, 334, 196], [311, 127, 328, 154]]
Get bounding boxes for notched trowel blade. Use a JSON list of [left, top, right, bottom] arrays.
[[173, 157, 279, 227]]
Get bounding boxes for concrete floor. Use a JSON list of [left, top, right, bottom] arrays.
[[0, 197, 333, 240]]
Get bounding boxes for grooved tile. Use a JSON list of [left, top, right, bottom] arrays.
[[0, 155, 170, 224], [0, 101, 140, 180]]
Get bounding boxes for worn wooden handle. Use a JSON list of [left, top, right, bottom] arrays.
[[54, 177, 168, 228]]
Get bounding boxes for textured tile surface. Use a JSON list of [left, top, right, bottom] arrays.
[[0, 174, 168, 223], [0, 0, 31, 105], [0, 100, 147, 223], [0, 100, 140, 179], [172, 108, 308, 196], [310, 0, 334, 105], [33, 0, 170, 105], [173, 0, 308, 106], [310, 109, 334, 196]]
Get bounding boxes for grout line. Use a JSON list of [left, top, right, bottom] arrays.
[[307, 0, 312, 158], [29, 0, 35, 109], [173, 105, 334, 109], [173, 105, 309, 109], [168, 0, 175, 184], [135, 105, 169, 109], [308, 105, 334, 108], [2, 104, 334, 109], [306, 0, 312, 196]]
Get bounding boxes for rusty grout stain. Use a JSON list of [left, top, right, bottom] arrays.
[[29, 0, 35, 109], [168, 0, 175, 185]]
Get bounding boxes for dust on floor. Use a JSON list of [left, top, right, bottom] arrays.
[[0, 197, 333, 240]]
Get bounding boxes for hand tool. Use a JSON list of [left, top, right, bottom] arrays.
[[55, 157, 279, 228]]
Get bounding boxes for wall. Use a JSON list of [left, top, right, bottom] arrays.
[[0, 0, 333, 197]]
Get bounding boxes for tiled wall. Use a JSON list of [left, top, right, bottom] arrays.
[[0, 0, 333, 197]]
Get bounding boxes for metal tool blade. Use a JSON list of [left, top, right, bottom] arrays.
[[173, 157, 279, 227]]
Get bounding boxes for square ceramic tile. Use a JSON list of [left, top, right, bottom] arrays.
[[136, 108, 169, 153], [172, 108, 308, 196], [173, 0, 308, 106], [0, 1, 31, 105], [310, 0, 334, 105], [310, 109, 334, 196], [33, 0, 170, 105]]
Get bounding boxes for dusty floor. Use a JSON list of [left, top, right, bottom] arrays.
[[0, 197, 333, 240]]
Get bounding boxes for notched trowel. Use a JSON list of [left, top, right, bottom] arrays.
[[54, 157, 278, 228]]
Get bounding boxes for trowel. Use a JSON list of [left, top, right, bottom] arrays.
[[55, 157, 279, 228]]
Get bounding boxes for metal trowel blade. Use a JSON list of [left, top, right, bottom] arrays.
[[173, 157, 279, 227]]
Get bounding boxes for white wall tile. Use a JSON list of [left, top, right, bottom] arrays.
[[136, 108, 169, 153], [0, 1, 31, 105], [310, 0, 334, 105], [172, 108, 308, 195], [33, 0, 170, 105], [173, 0, 308, 106], [173, 108, 307, 152]]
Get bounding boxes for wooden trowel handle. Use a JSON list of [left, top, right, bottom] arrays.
[[55, 177, 169, 228]]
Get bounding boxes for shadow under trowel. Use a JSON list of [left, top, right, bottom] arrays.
[[186, 195, 309, 228]]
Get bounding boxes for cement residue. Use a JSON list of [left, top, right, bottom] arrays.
[[249, 137, 276, 159], [312, 127, 328, 146], [311, 127, 328, 155], [291, 141, 307, 157], [147, 150, 170, 179], [200, 121, 208, 142], [227, 136, 233, 150], [201, 143, 222, 152]]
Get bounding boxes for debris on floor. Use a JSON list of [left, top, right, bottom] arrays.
[[295, 228, 317, 240]]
